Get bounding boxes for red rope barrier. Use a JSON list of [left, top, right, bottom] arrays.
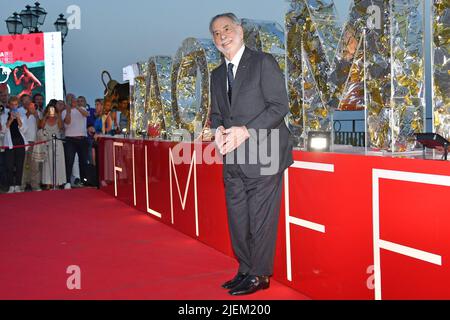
[[0, 139, 52, 150]]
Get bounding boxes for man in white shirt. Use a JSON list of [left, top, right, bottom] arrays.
[[21, 95, 41, 191], [32, 93, 45, 119], [62, 93, 89, 189]]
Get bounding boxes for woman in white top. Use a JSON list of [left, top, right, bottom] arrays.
[[21, 95, 41, 191], [39, 104, 66, 188]]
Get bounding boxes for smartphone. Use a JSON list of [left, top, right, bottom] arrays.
[[49, 106, 55, 117]]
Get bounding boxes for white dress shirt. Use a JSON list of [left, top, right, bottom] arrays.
[[225, 44, 246, 90], [24, 113, 38, 142], [62, 107, 87, 137]]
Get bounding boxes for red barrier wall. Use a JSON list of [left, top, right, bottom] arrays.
[[98, 137, 450, 299]]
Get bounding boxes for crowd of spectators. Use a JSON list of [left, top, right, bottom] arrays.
[[0, 83, 129, 193]]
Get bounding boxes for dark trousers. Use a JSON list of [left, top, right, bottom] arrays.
[[223, 164, 284, 276], [64, 137, 88, 184], [5, 147, 25, 187], [0, 152, 7, 188]]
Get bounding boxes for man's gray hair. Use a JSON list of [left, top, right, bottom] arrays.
[[209, 12, 241, 34]]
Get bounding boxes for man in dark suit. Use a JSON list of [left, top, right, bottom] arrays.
[[209, 13, 293, 296]]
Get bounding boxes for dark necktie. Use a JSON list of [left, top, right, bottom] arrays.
[[227, 63, 234, 104]]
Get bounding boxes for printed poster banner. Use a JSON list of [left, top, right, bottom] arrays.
[[0, 32, 63, 104]]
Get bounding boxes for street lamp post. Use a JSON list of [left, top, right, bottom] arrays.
[[54, 13, 69, 98], [5, 3, 56, 35], [5, 12, 23, 35], [54, 13, 68, 44], [19, 5, 39, 33], [32, 2, 47, 27]]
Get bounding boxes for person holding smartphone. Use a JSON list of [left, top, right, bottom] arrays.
[[61, 94, 89, 189], [39, 103, 66, 189], [0, 96, 28, 193]]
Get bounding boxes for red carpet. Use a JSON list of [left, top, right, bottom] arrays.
[[0, 189, 309, 300]]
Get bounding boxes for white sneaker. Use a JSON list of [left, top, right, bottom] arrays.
[[7, 186, 15, 193], [64, 183, 71, 190], [14, 186, 23, 193]]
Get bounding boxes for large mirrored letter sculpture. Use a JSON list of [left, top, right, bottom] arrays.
[[432, 0, 450, 140], [128, 64, 138, 137], [144, 56, 172, 139], [241, 19, 286, 71], [242, 18, 298, 143], [287, 0, 426, 151], [132, 61, 148, 136], [286, 0, 370, 146], [171, 38, 221, 139], [286, 3, 305, 145], [333, 31, 365, 112], [389, 0, 425, 152], [286, 0, 340, 146], [362, 0, 392, 150], [330, 1, 366, 112], [293, 0, 395, 150]]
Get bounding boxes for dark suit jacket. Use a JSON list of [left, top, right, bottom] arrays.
[[210, 47, 293, 178]]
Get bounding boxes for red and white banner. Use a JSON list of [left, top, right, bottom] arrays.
[[0, 32, 63, 104]]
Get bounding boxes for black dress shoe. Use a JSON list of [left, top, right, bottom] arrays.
[[228, 275, 270, 296], [222, 272, 248, 289]]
